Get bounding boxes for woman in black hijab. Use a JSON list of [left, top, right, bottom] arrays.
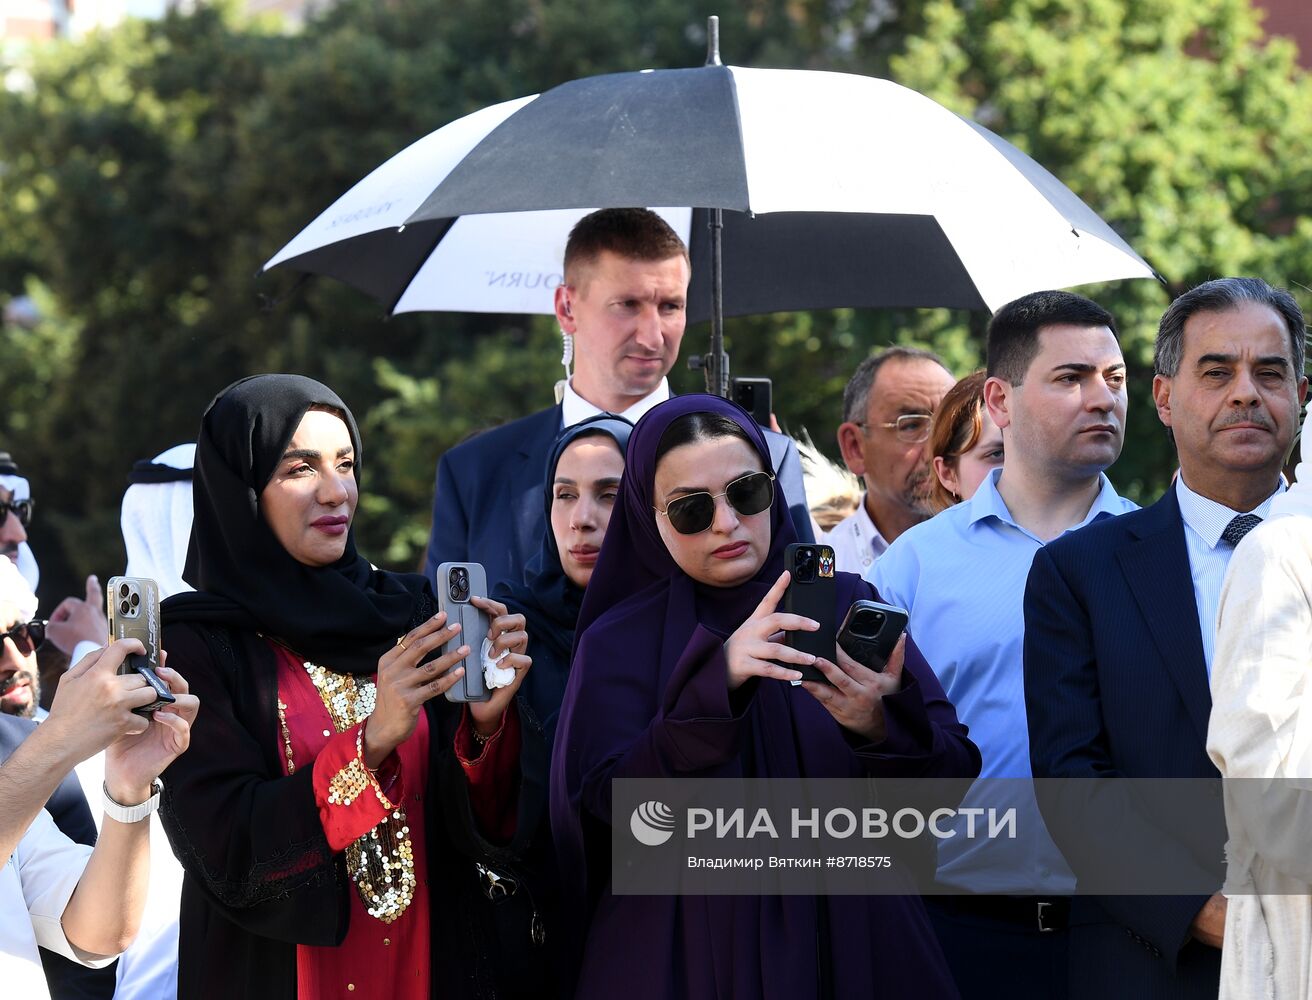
[[469, 415, 632, 995], [496, 414, 633, 743], [159, 375, 540, 1000]]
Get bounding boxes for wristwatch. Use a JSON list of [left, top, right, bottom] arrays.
[[102, 779, 163, 824]]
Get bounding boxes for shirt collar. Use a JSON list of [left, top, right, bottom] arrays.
[[561, 377, 670, 428], [853, 498, 890, 555], [967, 466, 1127, 532], [1175, 474, 1285, 549]]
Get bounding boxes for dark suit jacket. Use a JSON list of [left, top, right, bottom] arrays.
[[1023, 488, 1223, 1000], [0, 715, 118, 1000], [424, 403, 814, 593]]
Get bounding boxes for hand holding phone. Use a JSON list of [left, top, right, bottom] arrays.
[[723, 570, 818, 691], [837, 600, 909, 673], [106, 576, 176, 717], [367, 612, 470, 768], [797, 599, 909, 742]]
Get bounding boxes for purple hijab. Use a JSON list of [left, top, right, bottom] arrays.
[[572, 393, 796, 641], [550, 395, 974, 999]]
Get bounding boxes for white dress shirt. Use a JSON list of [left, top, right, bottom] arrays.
[[2, 808, 113, 1000], [70, 753, 181, 1000], [822, 499, 889, 576], [560, 377, 670, 428], [1174, 475, 1283, 675]]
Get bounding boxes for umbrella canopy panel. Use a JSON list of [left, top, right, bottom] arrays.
[[380, 206, 987, 321], [413, 67, 751, 220], [264, 65, 1157, 319]]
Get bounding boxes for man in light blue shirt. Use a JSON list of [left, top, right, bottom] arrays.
[[870, 290, 1135, 999]]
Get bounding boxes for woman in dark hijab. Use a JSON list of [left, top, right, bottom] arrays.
[[159, 375, 539, 1000], [496, 414, 633, 742], [551, 395, 980, 999], [475, 415, 631, 995]]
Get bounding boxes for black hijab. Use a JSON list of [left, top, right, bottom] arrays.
[[162, 374, 432, 675], [494, 414, 633, 739]]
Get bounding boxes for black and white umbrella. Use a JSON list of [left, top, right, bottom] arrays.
[[265, 26, 1157, 393]]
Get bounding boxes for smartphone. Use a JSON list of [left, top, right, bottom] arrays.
[[837, 600, 908, 673], [106, 576, 176, 716], [434, 562, 491, 703], [781, 542, 837, 684], [731, 377, 773, 428]]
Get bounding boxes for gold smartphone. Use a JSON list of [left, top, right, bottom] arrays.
[[106, 576, 175, 715]]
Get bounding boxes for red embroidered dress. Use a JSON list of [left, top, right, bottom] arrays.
[[271, 642, 518, 1000]]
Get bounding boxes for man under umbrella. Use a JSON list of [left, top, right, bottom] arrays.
[[423, 208, 812, 593]]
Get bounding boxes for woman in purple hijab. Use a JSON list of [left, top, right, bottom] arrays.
[[551, 395, 979, 999]]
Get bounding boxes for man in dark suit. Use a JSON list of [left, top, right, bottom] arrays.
[[1024, 277, 1308, 999], [423, 208, 811, 593]]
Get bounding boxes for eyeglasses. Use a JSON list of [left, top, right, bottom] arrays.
[[856, 413, 933, 444], [655, 472, 775, 535], [0, 498, 32, 527], [0, 619, 46, 655]]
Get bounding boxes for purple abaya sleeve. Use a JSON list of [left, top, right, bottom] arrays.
[[570, 619, 751, 824]]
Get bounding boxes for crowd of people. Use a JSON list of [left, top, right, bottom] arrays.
[[1, 207, 1309, 1000]]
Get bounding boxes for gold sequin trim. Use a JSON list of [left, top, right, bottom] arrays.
[[327, 756, 370, 805], [290, 661, 416, 923], [277, 698, 296, 775]]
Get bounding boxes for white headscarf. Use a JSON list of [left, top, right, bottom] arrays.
[[1270, 419, 1312, 520], [0, 472, 39, 592], [0, 551, 39, 621], [120, 443, 196, 599]]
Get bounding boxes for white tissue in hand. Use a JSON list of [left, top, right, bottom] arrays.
[[482, 637, 515, 689]]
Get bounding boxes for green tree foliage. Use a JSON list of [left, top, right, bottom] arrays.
[[0, 0, 1308, 603], [887, 0, 1312, 494]]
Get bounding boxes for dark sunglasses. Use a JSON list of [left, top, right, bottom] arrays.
[[0, 497, 32, 527], [0, 619, 47, 655], [655, 471, 775, 535]]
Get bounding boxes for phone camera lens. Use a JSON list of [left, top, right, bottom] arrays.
[[852, 610, 884, 637], [449, 567, 470, 602], [119, 584, 130, 599], [130, 593, 140, 608], [120, 600, 131, 616], [794, 547, 816, 583]]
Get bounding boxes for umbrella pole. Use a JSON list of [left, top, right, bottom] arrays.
[[703, 15, 730, 398], [706, 206, 729, 397]]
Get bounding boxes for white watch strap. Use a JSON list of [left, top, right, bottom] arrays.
[[102, 779, 162, 823]]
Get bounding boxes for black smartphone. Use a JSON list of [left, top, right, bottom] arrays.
[[837, 600, 909, 673], [732, 377, 773, 428], [106, 576, 177, 716], [781, 542, 837, 684]]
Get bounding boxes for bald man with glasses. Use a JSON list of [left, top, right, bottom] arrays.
[[830, 346, 956, 575]]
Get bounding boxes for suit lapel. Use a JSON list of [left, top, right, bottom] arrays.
[[1115, 489, 1212, 745]]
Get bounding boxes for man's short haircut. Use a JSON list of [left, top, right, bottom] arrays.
[[1154, 277, 1308, 378], [985, 290, 1118, 385], [841, 346, 950, 425], [563, 208, 689, 284]]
